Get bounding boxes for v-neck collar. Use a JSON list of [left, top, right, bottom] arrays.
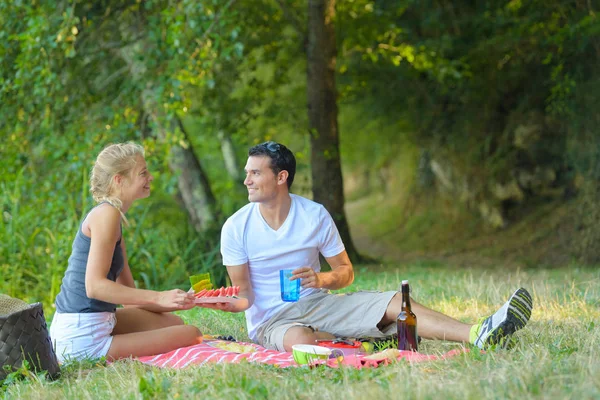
[[256, 195, 294, 233]]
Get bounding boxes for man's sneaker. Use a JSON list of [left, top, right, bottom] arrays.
[[471, 288, 533, 349]]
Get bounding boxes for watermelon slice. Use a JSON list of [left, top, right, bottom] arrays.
[[193, 286, 240, 300]]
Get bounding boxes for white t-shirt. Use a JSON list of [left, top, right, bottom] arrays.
[[220, 194, 345, 341]]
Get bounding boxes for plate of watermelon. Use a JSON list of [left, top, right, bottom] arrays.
[[194, 286, 241, 304]]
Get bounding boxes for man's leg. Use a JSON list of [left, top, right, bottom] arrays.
[[282, 327, 335, 352], [380, 288, 533, 348], [380, 293, 471, 342], [282, 294, 475, 350]]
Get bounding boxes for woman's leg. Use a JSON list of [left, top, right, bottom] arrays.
[[106, 307, 202, 360], [113, 307, 186, 334], [107, 325, 202, 360]]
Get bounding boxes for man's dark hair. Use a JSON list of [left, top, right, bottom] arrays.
[[248, 141, 296, 189]]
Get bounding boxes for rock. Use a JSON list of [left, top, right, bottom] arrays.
[[516, 167, 556, 193], [533, 167, 556, 189], [478, 202, 506, 228], [430, 160, 454, 192], [416, 149, 435, 189], [516, 168, 535, 190], [492, 180, 524, 202], [513, 123, 542, 150]]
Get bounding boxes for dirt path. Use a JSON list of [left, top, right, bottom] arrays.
[[345, 195, 403, 262], [345, 194, 574, 268]]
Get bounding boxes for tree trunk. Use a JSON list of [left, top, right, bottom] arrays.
[[218, 130, 240, 181], [307, 0, 360, 261], [170, 116, 218, 232]]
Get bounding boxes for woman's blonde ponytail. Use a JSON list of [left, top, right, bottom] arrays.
[[89, 142, 145, 226]]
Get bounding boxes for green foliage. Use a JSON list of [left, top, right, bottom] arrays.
[[0, 359, 53, 392], [337, 0, 599, 189], [0, 0, 245, 308], [1, 360, 32, 389], [182, 0, 312, 195]]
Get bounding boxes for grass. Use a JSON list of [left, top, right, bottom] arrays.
[[2, 263, 599, 399]]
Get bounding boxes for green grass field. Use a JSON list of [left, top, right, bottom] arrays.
[[2, 263, 599, 399]]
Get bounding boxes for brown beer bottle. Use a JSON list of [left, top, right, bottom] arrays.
[[397, 280, 418, 351]]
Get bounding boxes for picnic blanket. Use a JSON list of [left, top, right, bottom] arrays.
[[137, 340, 467, 369]]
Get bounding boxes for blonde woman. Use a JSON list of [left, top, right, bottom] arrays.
[[50, 142, 202, 362]]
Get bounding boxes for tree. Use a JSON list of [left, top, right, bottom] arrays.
[[307, 0, 360, 260]]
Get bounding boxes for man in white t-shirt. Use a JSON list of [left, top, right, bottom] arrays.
[[201, 141, 533, 352]]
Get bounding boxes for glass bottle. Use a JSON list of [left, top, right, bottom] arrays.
[[397, 280, 418, 351]]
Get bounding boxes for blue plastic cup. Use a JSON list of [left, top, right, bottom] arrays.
[[280, 269, 300, 302]]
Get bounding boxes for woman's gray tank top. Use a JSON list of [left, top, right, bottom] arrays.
[[54, 203, 124, 313]]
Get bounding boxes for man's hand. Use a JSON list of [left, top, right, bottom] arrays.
[[196, 302, 235, 312], [196, 297, 250, 312], [292, 267, 322, 289], [290, 251, 354, 291]]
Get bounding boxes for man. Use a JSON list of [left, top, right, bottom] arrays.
[[205, 141, 533, 352]]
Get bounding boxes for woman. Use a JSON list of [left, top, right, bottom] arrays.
[[50, 142, 202, 362]]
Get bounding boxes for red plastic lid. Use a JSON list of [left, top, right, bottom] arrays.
[[318, 340, 361, 349]]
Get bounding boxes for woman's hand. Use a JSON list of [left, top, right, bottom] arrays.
[[156, 289, 196, 310]]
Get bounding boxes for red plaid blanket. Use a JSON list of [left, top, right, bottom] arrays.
[[137, 340, 467, 369]]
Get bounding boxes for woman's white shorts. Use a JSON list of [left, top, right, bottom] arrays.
[[49, 311, 116, 363]]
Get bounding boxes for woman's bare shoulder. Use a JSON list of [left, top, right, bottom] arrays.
[[83, 203, 121, 239]]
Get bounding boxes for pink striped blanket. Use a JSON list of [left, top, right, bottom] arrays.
[[137, 340, 467, 369]]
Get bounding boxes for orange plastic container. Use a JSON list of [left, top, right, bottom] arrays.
[[318, 340, 362, 357]]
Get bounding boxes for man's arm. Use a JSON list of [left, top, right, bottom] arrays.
[[197, 263, 253, 312], [291, 250, 354, 290]]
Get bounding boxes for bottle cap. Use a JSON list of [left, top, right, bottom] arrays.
[[402, 280, 409, 285]]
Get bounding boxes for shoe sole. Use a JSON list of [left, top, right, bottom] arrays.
[[485, 288, 533, 347]]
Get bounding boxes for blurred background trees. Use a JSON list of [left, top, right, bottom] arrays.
[[1, 0, 598, 307]]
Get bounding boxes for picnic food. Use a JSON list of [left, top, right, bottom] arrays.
[[194, 286, 240, 298], [212, 341, 257, 354], [363, 348, 400, 361]]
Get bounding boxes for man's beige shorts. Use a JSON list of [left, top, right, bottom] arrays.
[[256, 289, 398, 351]]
